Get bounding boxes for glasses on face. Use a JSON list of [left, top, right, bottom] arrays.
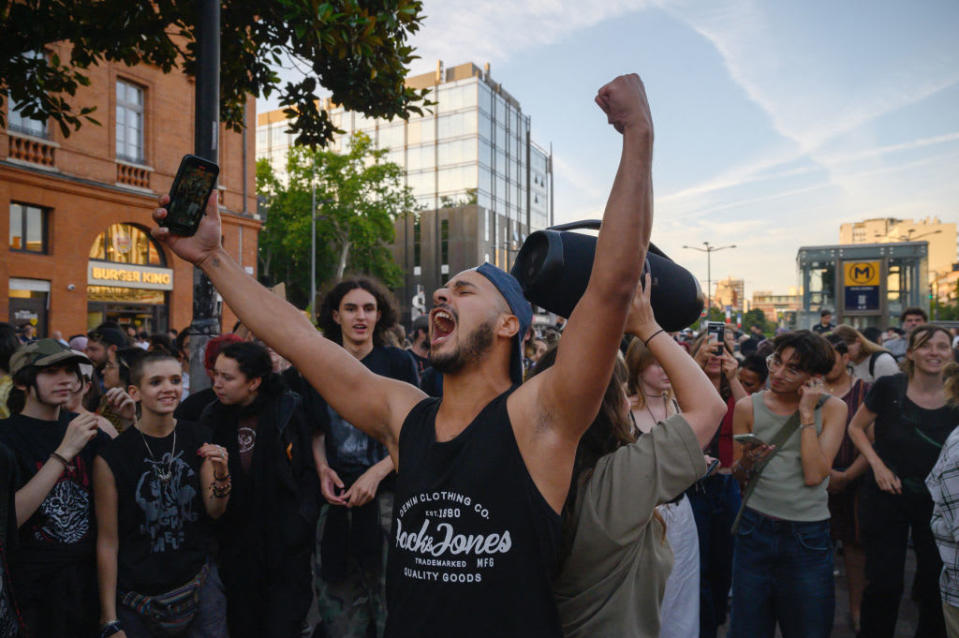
[[765, 354, 805, 381]]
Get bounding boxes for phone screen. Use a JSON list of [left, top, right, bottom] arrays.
[[707, 322, 725, 355], [167, 159, 217, 233]]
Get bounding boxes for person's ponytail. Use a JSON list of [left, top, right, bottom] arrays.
[[944, 362, 959, 406]]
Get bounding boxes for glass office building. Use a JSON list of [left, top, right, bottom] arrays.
[[256, 62, 554, 280]]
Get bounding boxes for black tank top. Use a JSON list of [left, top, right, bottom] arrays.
[[386, 389, 563, 637]]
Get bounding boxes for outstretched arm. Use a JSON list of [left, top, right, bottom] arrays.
[[626, 274, 727, 447], [516, 74, 654, 443], [151, 196, 425, 460]]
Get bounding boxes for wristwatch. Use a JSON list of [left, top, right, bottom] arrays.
[[100, 620, 123, 638]]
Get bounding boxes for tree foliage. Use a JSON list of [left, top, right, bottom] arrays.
[[256, 133, 417, 309], [742, 308, 769, 335], [0, 0, 431, 145]]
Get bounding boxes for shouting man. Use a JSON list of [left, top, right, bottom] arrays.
[[152, 73, 654, 638]]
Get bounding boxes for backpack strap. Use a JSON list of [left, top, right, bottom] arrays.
[[868, 351, 881, 378]]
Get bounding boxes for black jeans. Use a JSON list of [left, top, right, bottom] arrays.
[[688, 474, 741, 638], [858, 478, 946, 638]]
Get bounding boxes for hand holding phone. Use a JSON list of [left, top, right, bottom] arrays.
[[734, 433, 766, 449], [163, 154, 219, 236], [707, 321, 725, 355]]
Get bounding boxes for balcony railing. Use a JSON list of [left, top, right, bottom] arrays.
[[7, 132, 56, 168], [116, 160, 151, 189]]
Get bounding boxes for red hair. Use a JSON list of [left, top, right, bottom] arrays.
[[204, 333, 244, 371]]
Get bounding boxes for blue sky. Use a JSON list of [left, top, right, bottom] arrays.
[[259, 0, 959, 295]]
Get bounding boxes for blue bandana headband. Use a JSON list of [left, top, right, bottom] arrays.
[[475, 263, 532, 385]]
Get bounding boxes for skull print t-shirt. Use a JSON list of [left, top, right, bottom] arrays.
[[0, 412, 109, 596], [98, 421, 215, 594]]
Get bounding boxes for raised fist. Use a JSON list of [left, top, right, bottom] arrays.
[[595, 74, 653, 137]]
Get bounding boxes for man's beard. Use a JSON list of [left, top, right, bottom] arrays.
[[430, 320, 495, 375]]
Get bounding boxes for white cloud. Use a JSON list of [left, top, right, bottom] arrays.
[[410, 0, 657, 74]]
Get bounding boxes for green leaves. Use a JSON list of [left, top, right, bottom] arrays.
[[0, 0, 431, 142], [257, 133, 417, 306]]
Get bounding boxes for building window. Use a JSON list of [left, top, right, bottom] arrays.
[[9, 202, 48, 253], [89, 223, 165, 266], [8, 101, 48, 138], [116, 79, 145, 163], [6, 51, 48, 138], [852, 227, 866, 242]]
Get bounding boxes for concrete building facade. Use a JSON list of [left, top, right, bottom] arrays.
[[2, 43, 260, 337], [713, 277, 746, 312], [840, 217, 957, 280]]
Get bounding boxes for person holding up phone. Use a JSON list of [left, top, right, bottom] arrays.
[[728, 331, 847, 638], [685, 329, 748, 638]]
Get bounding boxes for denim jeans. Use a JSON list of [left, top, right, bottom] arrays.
[[687, 473, 740, 637], [729, 507, 834, 638]]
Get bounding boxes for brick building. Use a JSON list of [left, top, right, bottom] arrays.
[[2, 43, 259, 338]]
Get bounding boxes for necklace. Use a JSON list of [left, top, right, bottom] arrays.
[[825, 375, 852, 398], [644, 392, 669, 425], [138, 427, 176, 483]]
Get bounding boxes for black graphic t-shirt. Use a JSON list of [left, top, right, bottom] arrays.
[[386, 389, 563, 638], [0, 412, 108, 594], [98, 422, 214, 594], [325, 346, 418, 477], [0, 443, 22, 637]]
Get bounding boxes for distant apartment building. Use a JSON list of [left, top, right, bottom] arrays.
[[752, 289, 802, 327], [840, 217, 957, 279], [256, 61, 554, 319], [713, 277, 745, 311]]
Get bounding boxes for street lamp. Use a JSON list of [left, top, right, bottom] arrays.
[[682, 241, 737, 318]]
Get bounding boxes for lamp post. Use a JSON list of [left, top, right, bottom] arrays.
[[311, 163, 316, 323], [682, 241, 736, 320], [188, 0, 220, 393]]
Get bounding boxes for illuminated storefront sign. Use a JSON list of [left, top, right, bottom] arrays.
[[87, 261, 174, 291]]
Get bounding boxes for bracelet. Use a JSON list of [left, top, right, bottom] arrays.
[[49, 452, 74, 471], [100, 620, 123, 638], [800, 422, 817, 430], [214, 473, 231, 482], [643, 328, 665, 347], [211, 483, 232, 498]]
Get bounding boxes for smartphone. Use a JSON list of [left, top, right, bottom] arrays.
[[704, 458, 720, 478], [97, 395, 128, 433], [707, 321, 725, 355], [734, 433, 766, 448], [163, 154, 219, 236]]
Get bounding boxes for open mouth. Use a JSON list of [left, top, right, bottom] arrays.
[[431, 308, 456, 345], [352, 324, 368, 333]]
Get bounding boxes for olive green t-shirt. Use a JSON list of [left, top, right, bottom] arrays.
[[553, 414, 705, 638]]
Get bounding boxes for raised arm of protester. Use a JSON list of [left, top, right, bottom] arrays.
[[625, 274, 727, 446], [508, 73, 653, 511], [151, 204, 425, 466]]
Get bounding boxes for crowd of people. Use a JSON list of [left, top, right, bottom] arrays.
[[1, 73, 959, 638]]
